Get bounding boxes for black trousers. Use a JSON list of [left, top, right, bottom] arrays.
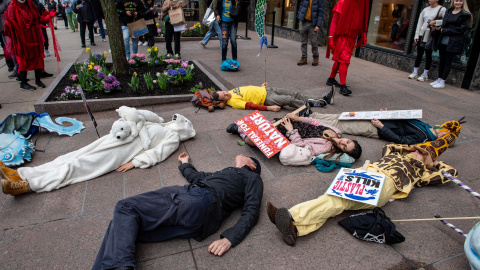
[[414, 42, 432, 70], [164, 21, 181, 55], [79, 21, 94, 45], [62, 13, 68, 28], [42, 27, 48, 50], [438, 44, 456, 80], [92, 185, 211, 270]]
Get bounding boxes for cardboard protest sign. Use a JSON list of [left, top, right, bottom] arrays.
[[325, 168, 386, 206], [338, 110, 422, 120], [236, 111, 290, 158]]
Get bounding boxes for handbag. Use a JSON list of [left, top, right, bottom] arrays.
[[202, 2, 215, 27], [430, 7, 444, 38], [168, 7, 185, 26], [127, 18, 149, 38], [229, 0, 240, 17]]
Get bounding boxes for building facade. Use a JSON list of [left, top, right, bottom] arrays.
[[247, 0, 480, 91]]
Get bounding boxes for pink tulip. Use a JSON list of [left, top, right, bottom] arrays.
[[72, 74, 78, 81], [128, 59, 135, 64], [94, 65, 101, 70]]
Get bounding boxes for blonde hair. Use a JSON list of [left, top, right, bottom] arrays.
[[450, 0, 473, 27]]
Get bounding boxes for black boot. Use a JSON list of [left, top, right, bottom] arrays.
[[226, 123, 239, 134], [35, 80, 46, 88], [339, 85, 352, 96], [326, 77, 341, 87], [19, 71, 36, 91], [5, 59, 14, 72], [34, 69, 46, 88], [8, 69, 18, 79]]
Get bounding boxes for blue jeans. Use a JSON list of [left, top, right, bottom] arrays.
[[98, 19, 105, 39], [202, 20, 222, 47], [221, 21, 237, 61], [121, 25, 138, 59], [92, 185, 211, 270]]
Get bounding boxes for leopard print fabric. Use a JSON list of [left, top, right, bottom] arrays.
[[414, 120, 461, 161]]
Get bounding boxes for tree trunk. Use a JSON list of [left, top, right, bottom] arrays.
[[99, 0, 129, 76], [198, 0, 207, 33]]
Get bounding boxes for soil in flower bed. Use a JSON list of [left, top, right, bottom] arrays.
[[46, 62, 219, 101]]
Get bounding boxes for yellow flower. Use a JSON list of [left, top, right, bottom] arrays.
[[90, 62, 94, 66], [147, 48, 151, 53], [88, 65, 93, 70], [156, 23, 159, 27], [86, 47, 90, 52], [154, 47, 158, 52], [133, 72, 137, 76], [104, 51, 108, 55]]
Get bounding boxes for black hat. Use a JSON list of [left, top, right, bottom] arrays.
[[338, 207, 405, 244], [249, 157, 261, 175]]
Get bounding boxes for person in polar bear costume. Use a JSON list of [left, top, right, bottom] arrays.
[[0, 109, 196, 195]]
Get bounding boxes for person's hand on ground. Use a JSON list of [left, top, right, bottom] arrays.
[[267, 105, 281, 112], [208, 238, 231, 256], [261, 82, 268, 87], [116, 161, 134, 172], [371, 118, 384, 129], [286, 113, 301, 122], [178, 152, 189, 164], [281, 118, 294, 131]]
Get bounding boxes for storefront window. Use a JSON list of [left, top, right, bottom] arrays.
[[266, 0, 283, 25], [265, 0, 298, 28], [367, 0, 414, 51]]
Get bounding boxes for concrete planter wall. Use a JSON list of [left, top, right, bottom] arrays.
[[34, 60, 227, 116]]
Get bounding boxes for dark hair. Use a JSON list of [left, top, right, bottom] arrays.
[[346, 140, 362, 160], [249, 157, 262, 175], [212, 91, 219, 100]]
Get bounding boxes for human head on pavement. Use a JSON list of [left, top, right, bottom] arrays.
[[212, 91, 232, 102], [235, 154, 261, 175]]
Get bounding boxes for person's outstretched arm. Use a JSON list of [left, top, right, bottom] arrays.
[[177, 152, 213, 183]]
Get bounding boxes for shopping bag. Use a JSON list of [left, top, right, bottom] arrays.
[[220, 59, 240, 71], [168, 8, 185, 26], [127, 19, 148, 38], [202, 3, 215, 27]]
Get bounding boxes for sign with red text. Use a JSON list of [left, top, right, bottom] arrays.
[[325, 168, 386, 206], [236, 111, 290, 158]]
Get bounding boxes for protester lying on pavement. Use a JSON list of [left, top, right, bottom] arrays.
[[92, 152, 263, 270], [304, 111, 465, 145], [213, 82, 335, 113], [1, 112, 196, 196], [267, 141, 457, 246]]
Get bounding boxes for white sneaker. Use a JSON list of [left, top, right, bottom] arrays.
[[142, 42, 147, 46], [101, 38, 107, 42], [44, 50, 51, 57], [429, 79, 440, 86], [417, 74, 428, 81], [94, 33, 101, 36], [432, 81, 445, 88], [138, 41, 143, 46], [408, 72, 418, 79]]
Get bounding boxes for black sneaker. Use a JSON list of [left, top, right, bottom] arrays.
[[8, 71, 17, 79], [91, 43, 96, 46], [326, 77, 341, 87], [226, 123, 239, 134], [35, 80, 46, 88], [323, 85, 335, 105], [299, 107, 312, 117], [81, 44, 86, 48], [20, 82, 36, 91], [307, 98, 327, 107], [339, 85, 352, 96], [40, 72, 53, 78]]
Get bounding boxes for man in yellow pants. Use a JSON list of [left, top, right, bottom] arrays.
[[267, 143, 458, 246]]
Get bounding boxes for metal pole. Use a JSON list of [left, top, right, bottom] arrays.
[[237, 10, 252, 40], [267, 11, 278, 48]]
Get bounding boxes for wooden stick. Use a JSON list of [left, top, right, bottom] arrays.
[[392, 217, 480, 222], [272, 105, 307, 127], [361, 160, 370, 170]]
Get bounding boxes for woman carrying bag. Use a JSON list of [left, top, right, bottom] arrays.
[[142, 0, 158, 47], [162, 0, 183, 57], [430, 0, 472, 89], [408, 0, 446, 82]]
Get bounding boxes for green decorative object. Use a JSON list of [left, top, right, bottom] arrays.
[[237, 140, 245, 146], [254, 0, 266, 37]]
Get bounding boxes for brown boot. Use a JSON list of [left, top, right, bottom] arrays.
[[312, 56, 319, 66], [297, 57, 307, 66], [275, 208, 298, 246], [1, 179, 30, 196], [0, 161, 22, 182], [267, 201, 278, 225]]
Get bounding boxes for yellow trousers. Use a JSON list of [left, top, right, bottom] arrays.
[[289, 170, 397, 236]]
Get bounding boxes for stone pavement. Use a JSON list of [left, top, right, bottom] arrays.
[[1, 26, 480, 270]]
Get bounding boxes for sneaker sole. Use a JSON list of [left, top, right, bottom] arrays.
[[275, 208, 295, 246]]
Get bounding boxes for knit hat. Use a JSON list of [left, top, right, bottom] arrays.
[[414, 120, 462, 161], [249, 157, 261, 175], [279, 144, 313, 166]]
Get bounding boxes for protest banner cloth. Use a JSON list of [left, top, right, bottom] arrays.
[[325, 168, 386, 206], [236, 110, 290, 158], [78, 87, 100, 138], [338, 109, 422, 120]]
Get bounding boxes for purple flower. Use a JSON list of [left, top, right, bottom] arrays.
[[154, 60, 159, 65], [104, 83, 112, 90], [97, 72, 105, 79], [104, 75, 115, 83], [95, 54, 102, 60], [199, 82, 202, 86], [84, 59, 89, 64], [112, 80, 120, 87], [167, 69, 178, 76], [178, 68, 187, 76]]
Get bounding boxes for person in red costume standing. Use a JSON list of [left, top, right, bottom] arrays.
[[4, 0, 55, 90], [326, 0, 369, 96]]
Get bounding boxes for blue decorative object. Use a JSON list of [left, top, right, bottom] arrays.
[[221, 59, 240, 71], [0, 132, 35, 166], [32, 115, 85, 136]]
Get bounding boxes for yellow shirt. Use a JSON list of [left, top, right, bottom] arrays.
[[305, 0, 313, 21], [226, 86, 267, 109]]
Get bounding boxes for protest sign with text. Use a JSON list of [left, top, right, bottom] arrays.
[[325, 168, 386, 206], [236, 111, 290, 158], [338, 109, 422, 120]]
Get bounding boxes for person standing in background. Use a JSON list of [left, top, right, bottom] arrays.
[[161, 0, 182, 57], [142, 0, 157, 47], [65, 0, 78, 32], [199, 0, 222, 48], [90, 0, 106, 42], [216, 0, 239, 62], [116, 0, 146, 58], [296, 0, 324, 66], [58, 0, 68, 28], [73, 0, 97, 47], [46, 0, 58, 29]]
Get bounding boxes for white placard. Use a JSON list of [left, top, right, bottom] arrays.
[[338, 110, 422, 120], [174, 24, 186, 32], [325, 168, 386, 206]]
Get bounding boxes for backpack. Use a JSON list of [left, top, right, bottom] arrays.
[[191, 89, 226, 112]]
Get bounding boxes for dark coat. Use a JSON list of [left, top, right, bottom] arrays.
[[377, 120, 435, 145], [179, 163, 263, 247], [90, 0, 104, 20], [297, 0, 324, 27], [73, 0, 97, 23], [115, 0, 146, 26], [439, 8, 471, 54]]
